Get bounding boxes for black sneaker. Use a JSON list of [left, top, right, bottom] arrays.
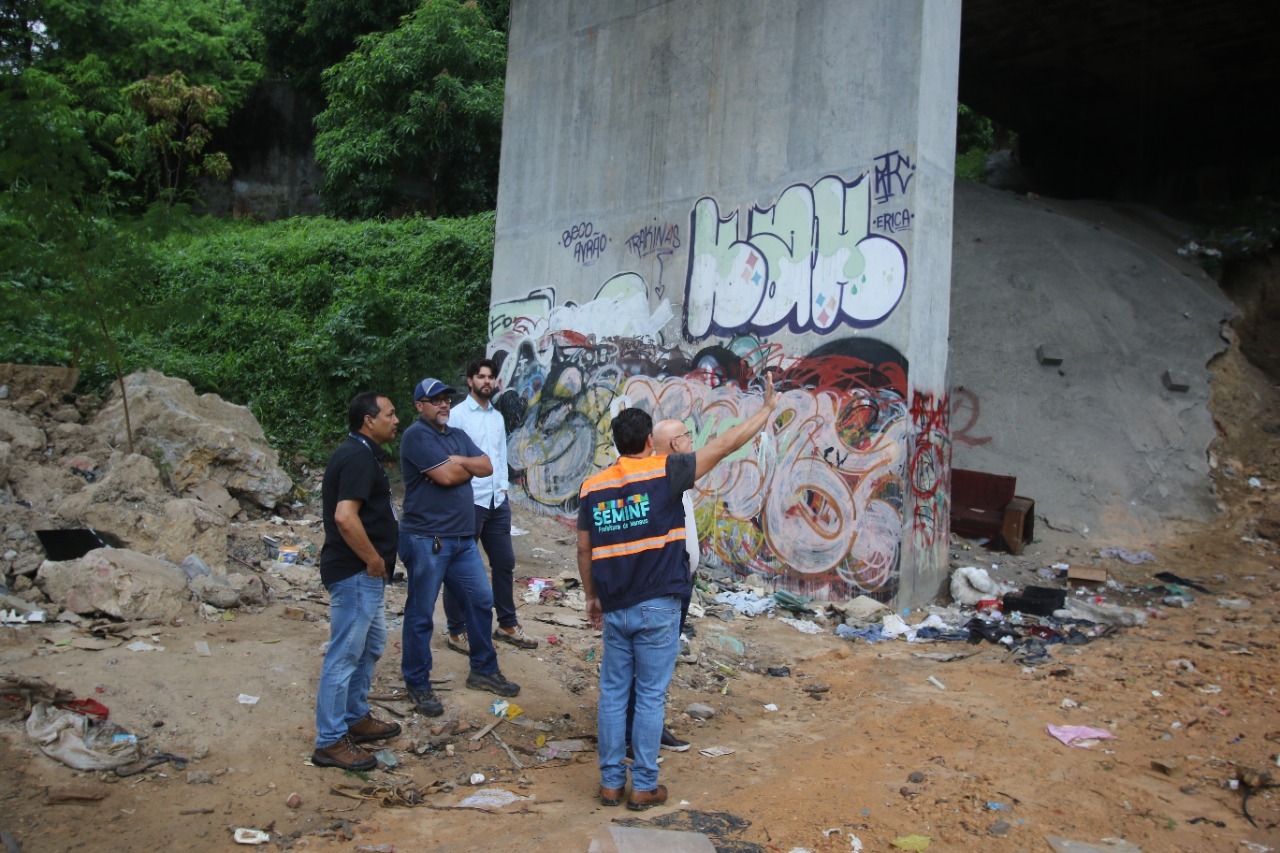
[[660, 727, 690, 751], [408, 687, 444, 717], [465, 669, 520, 697]]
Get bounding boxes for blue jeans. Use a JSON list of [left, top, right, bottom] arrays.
[[599, 596, 681, 791], [400, 533, 498, 690], [626, 582, 693, 743], [315, 571, 386, 747], [443, 499, 517, 633]]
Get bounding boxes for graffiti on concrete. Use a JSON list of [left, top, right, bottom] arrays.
[[684, 174, 908, 340], [873, 208, 914, 233], [907, 389, 951, 563], [872, 149, 915, 204], [489, 276, 914, 599], [561, 221, 608, 266], [624, 221, 682, 261], [485, 166, 945, 601], [950, 387, 992, 447]]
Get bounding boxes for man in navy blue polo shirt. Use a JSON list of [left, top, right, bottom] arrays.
[[399, 377, 520, 716]]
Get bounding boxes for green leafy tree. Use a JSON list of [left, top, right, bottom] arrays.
[[0, 83, 150, 449], [122, 71, 234, 203], [4, 0, 261, 207], [314, 0, 506, 218], [250, 0, 417, 101]]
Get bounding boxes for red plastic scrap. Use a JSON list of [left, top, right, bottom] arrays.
[[57, 698, 110, 720]]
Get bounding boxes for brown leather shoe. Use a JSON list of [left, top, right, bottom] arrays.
[[347, 713, 401, 744], [599, 785, 624, 807], [312, 734, 376, 771], [626, 784, 668, 811]]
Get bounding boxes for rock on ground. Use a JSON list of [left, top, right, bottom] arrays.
[[36, 548, 189, 621], [92, 370, 292, 510]]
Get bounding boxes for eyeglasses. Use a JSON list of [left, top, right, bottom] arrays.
[[420, 396, 451, 407], [676, 431, 692, 442]]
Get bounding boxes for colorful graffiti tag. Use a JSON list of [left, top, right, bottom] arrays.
[[489, 278, 914, 601], [684, 174, 908, 340], [907, 390, 951, 569]]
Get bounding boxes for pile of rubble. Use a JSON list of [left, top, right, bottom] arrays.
[[0, 365, 296, 624]]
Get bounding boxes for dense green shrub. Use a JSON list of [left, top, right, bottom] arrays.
[[125, 212, 494, 459]]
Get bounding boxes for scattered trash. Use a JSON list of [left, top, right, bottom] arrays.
[[372, 748, 397, 767], [237, 694, 260, 705], [890, 834, 931, 851], [1044, 836, 1141, 853], [1046, 724, 1117, 748], [286, 792, 302, 809], [510, 525, 529, 536], [459, 787, 533, 809], [714, 590, 775, 616], [194, 641, 211, 656], [1217, 597, 1252, 611], [56, 698, 109, 720], [950, 566, 1004, 605], [766, 666, 791, 677], [233, 828, 270, 845], [1098, 548, 1156, 564], [26, 702, 140, 769], [1, 609, 45, 624], [709, 633, 746, 655], [763, 703, 778, 712], [1153, 571, 1212, 593], [469, 773, 485, 785], [699, 746, 734, 757], [126, 641, 163, 652], [1060, 598, 1148, 627], [777, 617, 823, 634], [926, 676, 947, 691], [589, 825, 716, 852]]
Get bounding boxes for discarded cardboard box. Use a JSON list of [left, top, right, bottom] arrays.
[[1067, 565, 1107, 585]]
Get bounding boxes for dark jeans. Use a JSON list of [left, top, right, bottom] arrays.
[[443, 499, 517, 634]]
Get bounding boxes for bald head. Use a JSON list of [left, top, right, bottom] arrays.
[[652, 419, 691, 455]]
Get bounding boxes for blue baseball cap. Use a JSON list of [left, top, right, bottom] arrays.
[[413, 378, 456, 401]]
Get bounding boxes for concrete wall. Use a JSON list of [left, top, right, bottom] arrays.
[[490, 0, 960, 606]]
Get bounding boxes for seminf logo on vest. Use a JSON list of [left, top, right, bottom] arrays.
[[593, 494, 651, 532]]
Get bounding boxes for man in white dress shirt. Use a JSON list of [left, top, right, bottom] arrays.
[[442, 358, 539, 652]]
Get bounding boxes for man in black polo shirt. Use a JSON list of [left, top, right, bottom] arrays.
[[312, 392, 403, 771]]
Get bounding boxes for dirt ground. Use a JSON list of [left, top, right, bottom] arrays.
[[0, 339, 1277, 853]]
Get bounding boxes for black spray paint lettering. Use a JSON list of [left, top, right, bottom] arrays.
[[625, 222, 681, 259], [561, 221, 608, 266], [873, 208, 914, 233], [873, 150, 915, 204]]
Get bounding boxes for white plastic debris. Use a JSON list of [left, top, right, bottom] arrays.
[[233, 828, 270, 845]]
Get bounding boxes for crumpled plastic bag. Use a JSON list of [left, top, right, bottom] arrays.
[[26, 701, 140, 769], [1058, 597, 1148, 627], [950, 566, 1003, 605]]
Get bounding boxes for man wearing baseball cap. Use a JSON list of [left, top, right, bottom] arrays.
[[399, 378, 520, 716]]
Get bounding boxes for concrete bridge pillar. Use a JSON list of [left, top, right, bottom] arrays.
[[490, 0, 961, 607]]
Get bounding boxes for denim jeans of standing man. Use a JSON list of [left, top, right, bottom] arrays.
[[598, 595, 681, 792], [400, 533, 499, 691], [315, 572, 386, 748], [443, 499, 517, 634]]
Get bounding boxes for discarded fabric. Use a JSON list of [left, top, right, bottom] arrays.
[[1046, 724, 1117, 748]]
